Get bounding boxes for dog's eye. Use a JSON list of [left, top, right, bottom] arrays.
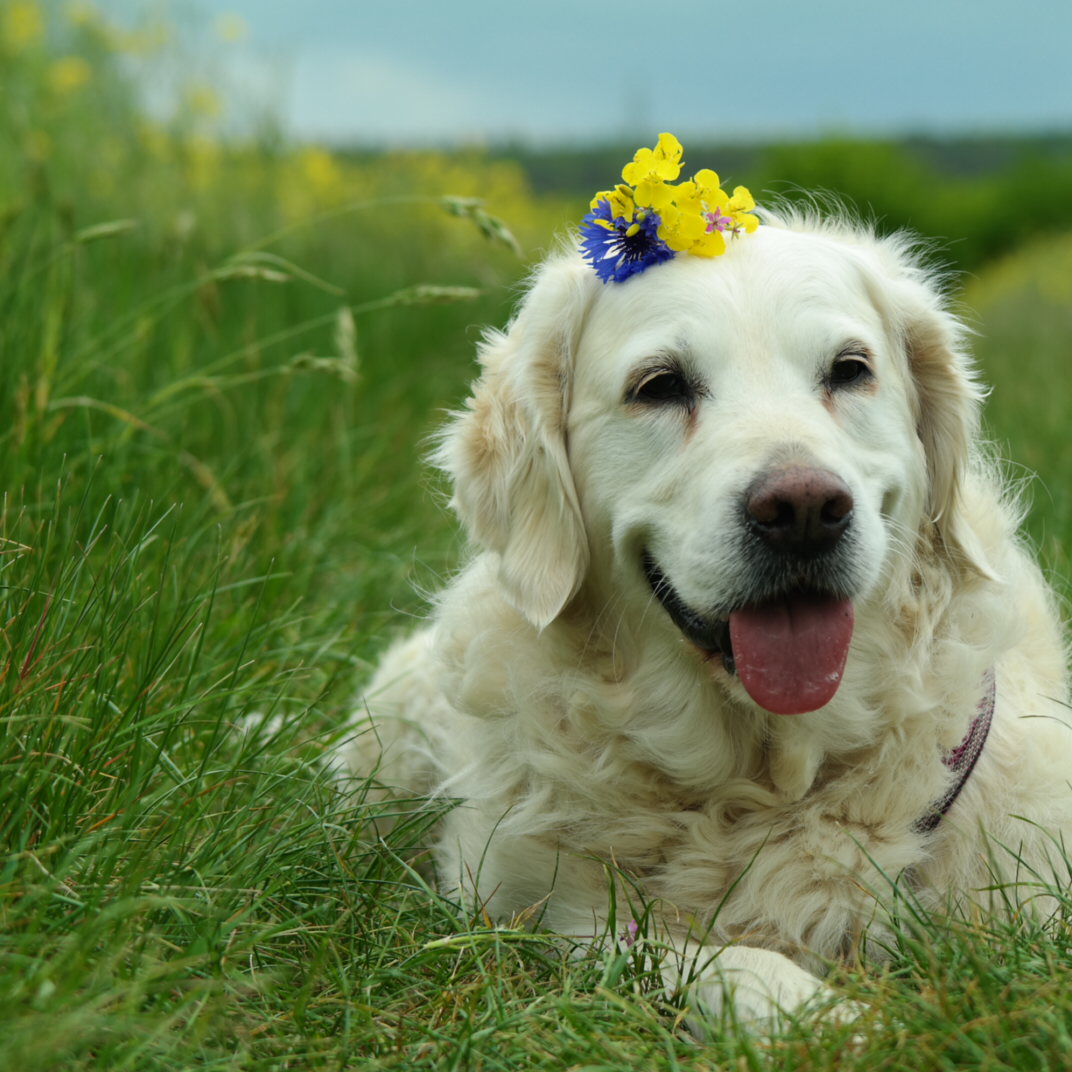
[[634, 370, 693, 405], [827, 355, 873, 390]]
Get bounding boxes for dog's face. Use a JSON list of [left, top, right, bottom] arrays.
[[439, 217, 982, 716], [568, 227, 928, 712]]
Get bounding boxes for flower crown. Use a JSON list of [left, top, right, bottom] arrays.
[[579, 133, 759, 284]]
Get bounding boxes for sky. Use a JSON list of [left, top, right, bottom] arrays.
[[140, 0, 1072, 146]]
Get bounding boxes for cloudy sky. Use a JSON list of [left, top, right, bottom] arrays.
[[161, 0, 1071, 146]]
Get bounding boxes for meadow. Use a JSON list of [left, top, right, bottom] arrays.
[[2, 2, 1072, 1068]]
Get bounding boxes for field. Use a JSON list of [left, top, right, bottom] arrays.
[[3, 3, 1072, 1068]]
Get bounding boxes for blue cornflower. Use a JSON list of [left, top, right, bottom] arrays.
[[579, 197, 675, 284]]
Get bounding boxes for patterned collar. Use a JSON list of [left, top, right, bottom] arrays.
[[914, 670, 996, 834]]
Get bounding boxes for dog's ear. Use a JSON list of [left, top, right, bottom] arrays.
[[877, 243, 992, 577], [435, 255, 596, 628]]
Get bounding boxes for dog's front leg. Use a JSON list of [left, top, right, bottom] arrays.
[[658, 940, 847, 1036]]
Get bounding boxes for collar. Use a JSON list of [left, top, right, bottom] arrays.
[[914, 669, 995, 834]]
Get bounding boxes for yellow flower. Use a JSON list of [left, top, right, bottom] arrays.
[[667, 175, 758, 256], [580, 134, 760, 282], [655, 173, 721, 256], [658, 192, 710, 254], [185, 133, 220, 190], [48, 56, 93, 95], [634, 177, 676, 212], [688, 226, 728, 259], [728, 185, 755, 212], [728, 186, 760, 233], [3, 0, 44, 47], [592, 184, 636, 221], [692, 169, 723, 200], [299, 146, 345, 202], [622, 133, 683, 184], [622, 133, 683, 209]]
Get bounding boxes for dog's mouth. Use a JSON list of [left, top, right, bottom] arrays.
[[642, 552, 854, 715]]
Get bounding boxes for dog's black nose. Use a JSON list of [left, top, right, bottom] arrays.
[[745, 466, 854, 555]]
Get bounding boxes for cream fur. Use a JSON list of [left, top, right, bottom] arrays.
[[342, 212, 1071, 1032]]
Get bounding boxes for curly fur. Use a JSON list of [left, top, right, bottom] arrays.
[[341, 210, 1070, 1031]]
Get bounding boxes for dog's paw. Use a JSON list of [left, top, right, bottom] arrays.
[[668, 943, 863, 1038]]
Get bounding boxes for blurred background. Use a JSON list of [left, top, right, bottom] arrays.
[[8, 0, 1072, 252], [136, 0, 1072, 147]]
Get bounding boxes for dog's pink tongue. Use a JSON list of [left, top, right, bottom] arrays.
[[729, 596, 854, 715]]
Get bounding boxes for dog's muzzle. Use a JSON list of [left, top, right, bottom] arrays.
[[644, 465, 859, 716]]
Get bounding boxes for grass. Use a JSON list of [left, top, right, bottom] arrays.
[[3, 2, 1072, 1068]]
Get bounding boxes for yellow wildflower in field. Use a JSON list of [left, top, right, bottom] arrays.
[[962, 231, 1072, 310], [3, 0, 44, 47], [299, 147, 346, 203], [185, 134, 221, 191], [48, 56, 93, 96]]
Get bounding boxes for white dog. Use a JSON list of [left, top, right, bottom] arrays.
[[343, 200, 1070, 1031]]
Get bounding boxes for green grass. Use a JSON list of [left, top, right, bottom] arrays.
[[4, 3, 1072, 1068]]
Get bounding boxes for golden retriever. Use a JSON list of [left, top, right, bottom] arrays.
[[342, 207, 1070, 1031]]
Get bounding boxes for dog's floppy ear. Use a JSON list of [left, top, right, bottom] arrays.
[[876, 240, 991, 576], [435, 254, 596, 628]]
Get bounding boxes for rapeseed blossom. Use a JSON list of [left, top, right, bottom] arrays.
[[621, 132, 683, 210], [3, 0, 44, 47], [48, 56, 92, 95]]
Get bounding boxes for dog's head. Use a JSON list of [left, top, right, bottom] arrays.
[[436, 213, 985, 714]]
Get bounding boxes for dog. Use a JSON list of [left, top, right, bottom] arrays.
[[342, 197, 1071, 1032]]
